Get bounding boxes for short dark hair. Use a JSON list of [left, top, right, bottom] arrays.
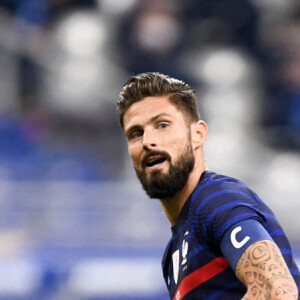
[[117, 72, 200, 129]]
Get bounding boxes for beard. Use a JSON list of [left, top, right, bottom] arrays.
[[134, 142, 195, 199]]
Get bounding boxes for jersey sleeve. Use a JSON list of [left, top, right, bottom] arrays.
[[197, 179, 269, 246], [220, 219, 274, 270]]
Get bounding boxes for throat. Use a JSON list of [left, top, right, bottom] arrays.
[[160, 193, 185, 226], [160, 171, 201, 226]]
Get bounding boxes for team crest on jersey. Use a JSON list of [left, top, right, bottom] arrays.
[[172, 231, 189, 285]]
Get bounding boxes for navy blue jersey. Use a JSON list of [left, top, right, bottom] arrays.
[[162, 171, 300, 299]]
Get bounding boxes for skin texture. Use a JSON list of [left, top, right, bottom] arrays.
[[123, 95, 208, 225], [236, 240, 298, 299]]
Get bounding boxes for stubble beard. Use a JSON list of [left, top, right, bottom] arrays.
[[134, 142, 195, 200]]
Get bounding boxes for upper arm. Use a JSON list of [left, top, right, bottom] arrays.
[[236, 239, 298, 299], [220, 219, 298, 299]]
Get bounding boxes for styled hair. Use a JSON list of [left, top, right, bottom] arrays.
[[117, 72, 200, 129]]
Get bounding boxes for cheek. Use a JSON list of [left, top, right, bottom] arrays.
[[128, 144, 142, 166], [168, 135, 189, 152], [170, 137, 192, 162]]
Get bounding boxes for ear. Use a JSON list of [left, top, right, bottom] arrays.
[[191, 120, 208, 150]]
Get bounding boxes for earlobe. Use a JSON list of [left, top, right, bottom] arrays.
[[191, 120, 207, 149]]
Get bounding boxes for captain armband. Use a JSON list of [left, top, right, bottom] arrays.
[[220, 219, 273, 271]]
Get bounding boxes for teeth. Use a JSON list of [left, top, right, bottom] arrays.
[[149, 158, 158, 164]]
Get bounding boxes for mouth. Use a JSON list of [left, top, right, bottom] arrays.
[[143, 154, 168, 170], [146, 156, 166, 167]]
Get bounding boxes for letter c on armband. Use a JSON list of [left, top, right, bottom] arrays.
[[221, 219, 273, 270], [230, 226, 250, 249]]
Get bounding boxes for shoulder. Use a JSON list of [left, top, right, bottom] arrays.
[[192, 171, 259, 209], [198, 171, 253, 192], [192, 171, 268, 243]]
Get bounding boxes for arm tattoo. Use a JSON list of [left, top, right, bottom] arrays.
[[236, 240, 298, 299]]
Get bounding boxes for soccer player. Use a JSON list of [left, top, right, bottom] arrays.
[[117, 72, 300, 299]]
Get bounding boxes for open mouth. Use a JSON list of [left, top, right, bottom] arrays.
[[146, 157, 166, 167], [143, 153, 168, 170]]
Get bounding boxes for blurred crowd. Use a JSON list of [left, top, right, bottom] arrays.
[[0, 0, 299, 182], [0, 1, 299, 299]]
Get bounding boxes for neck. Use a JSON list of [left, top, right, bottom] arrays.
[[160, 161, 207, 226]]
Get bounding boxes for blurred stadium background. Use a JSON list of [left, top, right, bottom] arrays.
[[0, 0, 299, 299]]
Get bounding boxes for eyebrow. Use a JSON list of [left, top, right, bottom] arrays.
[[149, 113, 172, 123]]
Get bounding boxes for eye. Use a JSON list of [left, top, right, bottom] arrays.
[[158, 122, 169, 129], [131, 130, 143, 139]]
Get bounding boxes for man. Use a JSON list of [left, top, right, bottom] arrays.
[[117, 72, 300, 299]]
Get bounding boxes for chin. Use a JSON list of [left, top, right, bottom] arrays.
[[147, 166, 169, 176]]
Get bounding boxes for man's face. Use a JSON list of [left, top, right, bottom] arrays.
[[123, 96, 195, 199]]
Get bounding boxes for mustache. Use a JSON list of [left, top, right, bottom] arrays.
[[141, 150, 171, 169]]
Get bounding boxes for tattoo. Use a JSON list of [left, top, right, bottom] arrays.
[[236, 240, 298, 299]]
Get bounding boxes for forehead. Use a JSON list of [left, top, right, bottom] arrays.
[[123, 96, 184, 130]]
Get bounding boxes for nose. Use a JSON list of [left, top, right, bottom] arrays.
[[142, 129, 157, 150]]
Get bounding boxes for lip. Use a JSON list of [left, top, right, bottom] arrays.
[[146, 159, 167, 171], [143, 154, 167, 171]]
